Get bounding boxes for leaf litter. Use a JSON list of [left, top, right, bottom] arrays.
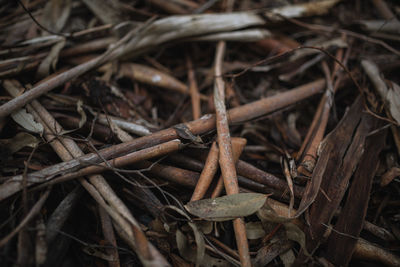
[[0, 0, 399, 266]]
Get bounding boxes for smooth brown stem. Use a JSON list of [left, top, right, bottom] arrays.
[[132, 161, 200, 188], [211, 137, 247, 198], [236, 160, 304, 198], [190, 142, 219, 201], [186, 55, 202, 120], [171, 151, 303, 198], [214, 41, 251, 267]]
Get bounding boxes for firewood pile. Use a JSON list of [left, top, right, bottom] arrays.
[[0, 0, 399, 266]]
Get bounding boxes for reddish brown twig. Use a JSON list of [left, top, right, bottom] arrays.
[[190, 142, 219, 201], [211, 137, 247, 198], [214, 41, 251, 267], [186, 55, 202, 120], [297, 48, 345, 174]]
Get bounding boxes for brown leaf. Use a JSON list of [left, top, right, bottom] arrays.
[[185, 193, 268, 221]]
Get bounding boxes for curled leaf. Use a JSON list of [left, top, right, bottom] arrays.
[[386, 82, 400, 124], [257, 202, 309, 256], [9, 132, 39, 154], [11, 108, 44, 134], [176, 229, 229, 267], [245, 221, 266, 240], [36, 39, 66, 79]]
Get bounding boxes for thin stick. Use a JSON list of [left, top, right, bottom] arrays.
[[298, 61, 333, 173], [99, 207, 121, 267], [190, 142, 219, 201], [211, 137, 247, 198], [186, 54, 202, 120], [40, 139, 182, 187], [297, 47, 345, 173], [1, 78, 325, 201], [0, 188, 50, 247], [2, 80, 168, 265], [214, 41, 251, 267]]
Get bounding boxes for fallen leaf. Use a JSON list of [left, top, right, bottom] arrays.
[[36, 39, 66, 79], [284, 222, 309, 256], [11, 108, 44, 134], [185, 193, 268, 221], [245, 221, 266, 240], [165, 205, 204, 266], [8, 132, 39, 154], [386, 82, 400, 124], [279, 249, 296, 267], [257, 202, 309, 256], [176, 229, 229, 267]]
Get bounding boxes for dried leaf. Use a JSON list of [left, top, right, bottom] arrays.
[[257, 202, 309, 256], [59, 99, 87, 135], [174, 123, 203, 144], [196, 221, 213, 235], [8, 132, 39, 154], [386, 82, 400, 124], [81, 0, 126, 25], [185, 193, 268, 221], [176, 226, 205, 267], [254, 239, 293, 267], [165, 205, 205, 266], [176, 229, 229, 267], [36, 39, 66, 79], [245, 221, 266, 240], [11, 109, 44, 134], [362, 60, 400, 123], [284, 222, 309, 256], [76, 100, 87, 129], [120, 63, 189, 94], [41, 0, 71, 32], [279, 249, 296, 267], [189, 222, 205, 267]]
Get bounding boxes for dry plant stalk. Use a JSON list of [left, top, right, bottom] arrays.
[[297, 48, 344, 174], [3, 80, 169, 266], [0, 0, 340, 118], [99, 207, 120, 267], [186, 55, 202, 120], [190, 142, 219, 201], [0, 78, 326, 201], [211, 137, 247, 198], [213, 41, 251, 267]]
